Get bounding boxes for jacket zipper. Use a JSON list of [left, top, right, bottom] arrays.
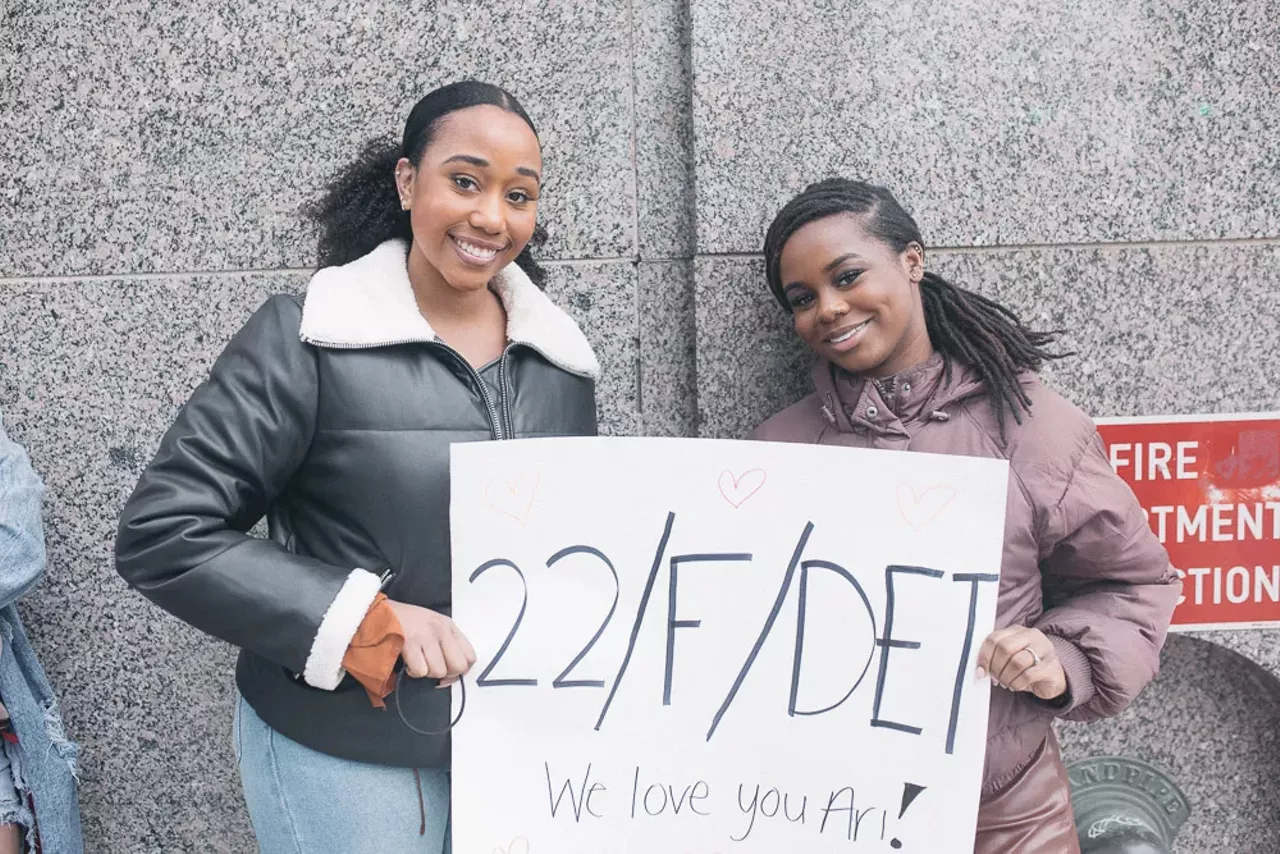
[[498, 350, 514, 437], [301, 334, 514, 441], [378, 567, 396, 590], [437, 342, 507, 441], [300, 335, 434, 350]]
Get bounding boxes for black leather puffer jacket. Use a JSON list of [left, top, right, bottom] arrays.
[[115, 240, 599, 767]]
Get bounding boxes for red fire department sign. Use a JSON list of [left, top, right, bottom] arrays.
[[1095, 413, 1280, 631]]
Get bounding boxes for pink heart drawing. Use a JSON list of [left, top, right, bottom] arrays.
[[719, 469, 767, 509], [485, 471, 541, 525], [493, 838, 530, 854], [897, 483, 957, 531]]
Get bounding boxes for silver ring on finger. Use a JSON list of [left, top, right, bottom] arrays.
[[1023, 646, 1042, 667]]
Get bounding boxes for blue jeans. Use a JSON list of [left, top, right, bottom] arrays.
[[233, 696, 451, 853], [0, 741, 23, 826]]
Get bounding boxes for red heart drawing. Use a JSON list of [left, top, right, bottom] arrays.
[[485, 470, 541, 525], [897, 483, 956, 531], [719, 469, 767, 509]]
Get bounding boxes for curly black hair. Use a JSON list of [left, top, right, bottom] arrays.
[[305, 80, 548, 288]]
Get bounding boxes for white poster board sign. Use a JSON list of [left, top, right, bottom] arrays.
[[450, 437, 1008, 854]]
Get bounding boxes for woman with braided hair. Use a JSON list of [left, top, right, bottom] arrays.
[[752, 179, 1180, 852]]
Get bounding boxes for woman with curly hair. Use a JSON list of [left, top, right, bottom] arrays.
[[116, 81, 599, 852]]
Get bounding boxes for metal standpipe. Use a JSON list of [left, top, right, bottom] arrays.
[[1068, 756, 1191, 854]]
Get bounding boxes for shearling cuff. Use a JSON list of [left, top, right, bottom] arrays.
[[302, 568, 383, 690], [1037, 634, 1096, 715]]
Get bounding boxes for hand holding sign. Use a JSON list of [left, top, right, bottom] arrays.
[[450, 437, 1009, 853], [975, 626, 1067, 701], [386, 600, 476, 683]]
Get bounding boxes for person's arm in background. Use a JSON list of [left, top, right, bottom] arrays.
[[0, 414, 45, 851], [977, 430, 1180, 716], [0, 412, 46, 610], [1033, 433, 1181, 719]]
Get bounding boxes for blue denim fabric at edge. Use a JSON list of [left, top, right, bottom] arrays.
[[0, 411, 83, 852]]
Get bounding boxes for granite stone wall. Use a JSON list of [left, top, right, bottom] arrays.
[[2, 0, 1276, 850]]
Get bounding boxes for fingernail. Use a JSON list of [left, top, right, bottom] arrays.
[[975, 666, 986, 680]]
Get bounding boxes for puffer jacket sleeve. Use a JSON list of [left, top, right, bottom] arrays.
[[115, 295, 382, 690], [1032, 430, 1182, 722], [0, 412, 46, 608]]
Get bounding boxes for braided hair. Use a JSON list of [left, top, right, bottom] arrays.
[[305, 80, 548, 288], [763, 178, 1068, 441]]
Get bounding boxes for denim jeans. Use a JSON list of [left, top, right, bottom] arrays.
[[0, 743, 22, 826], [234, 696, 451, 853]]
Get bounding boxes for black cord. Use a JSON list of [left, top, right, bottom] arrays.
[[393, 670, 467, 735]]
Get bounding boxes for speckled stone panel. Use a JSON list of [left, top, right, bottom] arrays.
[[694, 254, 815, 440], [1189, 628, 1280, 690], [639, 261, 697, 436], [694, 244, 1280, 440], [543, 260, 641, 437], [1, 0, 635, 276], [0, 260, 634, 850], [634, 0, 696, 260], [690, 0, 1280, 253], [0, 273, 304, 852], [929, 245, 1280, 418], [1058, 634, 1280, 853]]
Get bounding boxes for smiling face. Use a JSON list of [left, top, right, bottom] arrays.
[[777, 212, 931, 377], [395, 104, 542, 296]]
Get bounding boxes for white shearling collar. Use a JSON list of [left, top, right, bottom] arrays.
[[299, 239, 599, 378]]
